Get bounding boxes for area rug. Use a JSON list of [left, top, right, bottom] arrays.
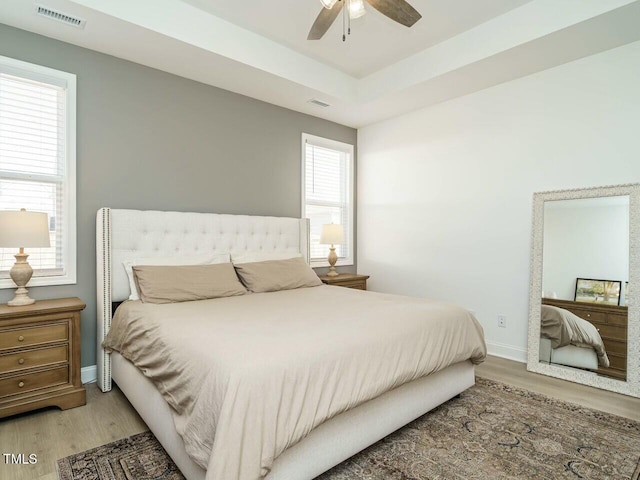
[[57, 378, 640, 480], [56, 431, 183, 480]]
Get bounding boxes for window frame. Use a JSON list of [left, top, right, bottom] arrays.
[[0, 55, 77, 288], [301, 133, 354, 268]]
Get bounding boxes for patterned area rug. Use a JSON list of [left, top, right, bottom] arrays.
[[57, 432, 184, 480], [57, 378, 640, 480]]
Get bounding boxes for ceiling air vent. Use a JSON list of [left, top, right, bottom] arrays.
[[307, 99, 331, 108], [34, 5, 86, 28]]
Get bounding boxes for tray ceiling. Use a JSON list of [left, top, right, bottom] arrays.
[[183, 0, 531, 78], [1, 0, 639, 127]]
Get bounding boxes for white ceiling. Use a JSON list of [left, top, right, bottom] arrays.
[[1, 0, 639, 128], [183, 0, 532, 78]]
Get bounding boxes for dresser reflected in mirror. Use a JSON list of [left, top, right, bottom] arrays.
[[540, 196, 628, 381], [527, 184, 639, 397]]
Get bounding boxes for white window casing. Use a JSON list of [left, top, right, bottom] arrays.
[[301, 133, 354, 268], [0, 56, 76, 288]]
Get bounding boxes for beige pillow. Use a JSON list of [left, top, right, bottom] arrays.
[[132, 263, 246, 304], [234, 257, 322, 293], [123, 253, 231, 301]]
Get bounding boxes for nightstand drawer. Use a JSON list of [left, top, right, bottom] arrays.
[[0, 345, 68, 374], [0, 366, 68, 398], [0, 323, 68, 351]]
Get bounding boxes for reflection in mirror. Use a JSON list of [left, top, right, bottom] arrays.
[[528, 183, 639, 397], [539, 196, 629, 381]]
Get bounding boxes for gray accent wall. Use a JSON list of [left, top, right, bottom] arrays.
[[0, 24, 357, 368]]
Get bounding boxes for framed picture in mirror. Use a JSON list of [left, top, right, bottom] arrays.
[[574, 278, 621, 305]]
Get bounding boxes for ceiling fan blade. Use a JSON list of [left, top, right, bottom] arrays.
[[308, 1, 344, 40], [365, 0, 422, 27]]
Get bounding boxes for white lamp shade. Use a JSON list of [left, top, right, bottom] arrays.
[[0, 210, 51, 248], [320, 223, 344, 245]]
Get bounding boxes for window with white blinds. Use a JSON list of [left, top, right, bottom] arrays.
[[0, 56, 76, 288], [302, 134, 354, 266]]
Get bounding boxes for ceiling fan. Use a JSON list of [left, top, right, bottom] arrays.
[[308, 0, 422, 41]]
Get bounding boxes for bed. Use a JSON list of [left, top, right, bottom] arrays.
[[96, 208, 486, 480], [538, 304, 608, 372], [539, 337, 599, 371]]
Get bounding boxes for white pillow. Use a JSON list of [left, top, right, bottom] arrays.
[[231, 251, 302, 265], [123, 253, 230, 300]]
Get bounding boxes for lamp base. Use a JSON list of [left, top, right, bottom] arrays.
[[8, 252, 36, 307], [8, 287, 36, 306], [327, 245, 339, 277]]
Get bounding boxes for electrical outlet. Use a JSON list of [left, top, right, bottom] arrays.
[[497, 314, 507, 328]]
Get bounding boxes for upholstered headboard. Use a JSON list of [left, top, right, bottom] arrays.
[[96, 208, 310, 392]]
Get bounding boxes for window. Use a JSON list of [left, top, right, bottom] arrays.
[[0, 56, 76, 287], [302, 133, 354, 267]]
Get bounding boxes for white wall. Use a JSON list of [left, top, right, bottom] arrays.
[[357, 40, 640, 362], [542, 199, 629, 302]]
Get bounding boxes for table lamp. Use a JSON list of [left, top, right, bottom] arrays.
[[320, 223, 344, 277], [0, 209, 51, 306]]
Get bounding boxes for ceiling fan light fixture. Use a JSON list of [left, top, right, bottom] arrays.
[[348, 0, 366, 19], [319, 0, 338, 9], [309, 0, 421, 41]]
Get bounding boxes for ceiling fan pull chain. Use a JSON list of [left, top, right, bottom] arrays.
[[342, 0, 346, 41]]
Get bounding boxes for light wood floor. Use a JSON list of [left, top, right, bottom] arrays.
[[0, 384, 147, 480], [2, 355, 639, 480], [475, 355, 640, 421]]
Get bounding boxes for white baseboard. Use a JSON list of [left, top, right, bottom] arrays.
[[81, 365, 97, 384], [485, 341, 527, 363]]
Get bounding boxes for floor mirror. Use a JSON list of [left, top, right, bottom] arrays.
[[527, 183, 640, 397]]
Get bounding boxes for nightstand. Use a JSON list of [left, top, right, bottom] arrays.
[[0, 297, 86, 418], [318, 273, 370, 290]]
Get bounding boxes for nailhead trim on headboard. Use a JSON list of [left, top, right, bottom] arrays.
[[97, 208, 112, 392]]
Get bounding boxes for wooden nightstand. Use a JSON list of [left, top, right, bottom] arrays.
[[0, 297, 86, 418], [319, 273, 370, 290]]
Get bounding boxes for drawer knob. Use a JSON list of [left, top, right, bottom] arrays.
[[18, 381, 25, 388], [587, 314, 591, 318], [18, 335, 25, 342], [18, 358, 25, 365]]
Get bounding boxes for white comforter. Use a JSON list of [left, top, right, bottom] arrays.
[[103, 285, 486, 480]]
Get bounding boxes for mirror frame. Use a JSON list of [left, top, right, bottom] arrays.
[[527, 183, 640, 397]]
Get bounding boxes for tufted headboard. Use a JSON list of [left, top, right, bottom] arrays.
[[96, 208, 310, 392]]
